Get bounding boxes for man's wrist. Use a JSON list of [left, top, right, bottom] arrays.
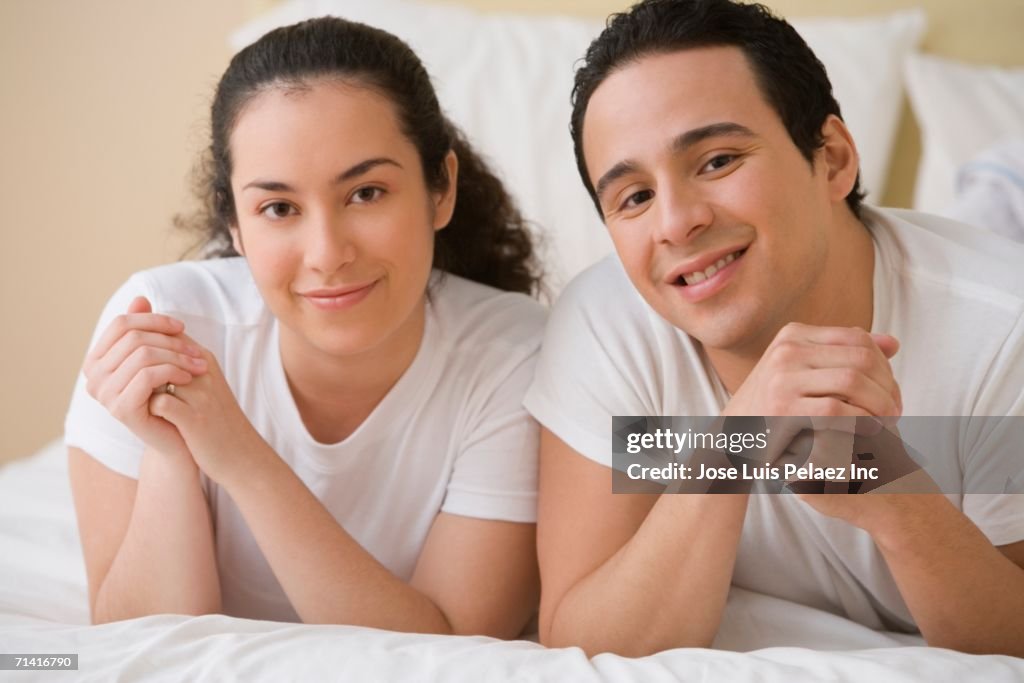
[[859, 494, 955, 551]]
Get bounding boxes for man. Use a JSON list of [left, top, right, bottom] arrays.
[[524, 0, 1024, 658]]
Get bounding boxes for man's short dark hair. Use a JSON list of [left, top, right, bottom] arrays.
[[571, 0, 866, 218]]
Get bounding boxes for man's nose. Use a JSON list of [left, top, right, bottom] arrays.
[[654, 184, 714, 245]]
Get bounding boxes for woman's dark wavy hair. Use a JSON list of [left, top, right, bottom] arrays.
[[570, 0, 865, 218], [181, 16, 541, 295]]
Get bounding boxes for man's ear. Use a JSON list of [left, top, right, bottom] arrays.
[[432, 150, 459, 231], [818, 114, 860, 203], [230, 225, 245, 256]]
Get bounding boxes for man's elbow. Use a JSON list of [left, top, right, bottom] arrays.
[[925, 632, 1024, 658], [540, 611, 715, 657]]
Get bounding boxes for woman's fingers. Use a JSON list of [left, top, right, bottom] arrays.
[[86, 310, 186, 363], [93, 344, 206, 406], [126, 295, 152, 315], [107, 363, 195, 424], [90, 329, 204, 381]]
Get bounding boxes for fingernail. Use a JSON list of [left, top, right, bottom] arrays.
[[185, 344, 201, 356], [190, 356, 207, 367]]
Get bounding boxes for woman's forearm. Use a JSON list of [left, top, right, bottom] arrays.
[[219, 445, 453, 632], [93, 449, 220, 623]]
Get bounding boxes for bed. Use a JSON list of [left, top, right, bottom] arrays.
[[6, 441, 1024, 681], [3, 0, 1024, 679]]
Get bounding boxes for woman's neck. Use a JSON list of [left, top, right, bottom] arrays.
[[277, 300, 427, 444]]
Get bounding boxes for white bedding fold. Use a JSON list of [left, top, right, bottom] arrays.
[[1, 440, 1020, 682]]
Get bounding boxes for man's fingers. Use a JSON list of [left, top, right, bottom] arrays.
[[796, 343, 899, 405], [776, 323, 899, 360], [777, 323, 874, 348], [870, 333, 900, 359], [770, 325, 902, 415], [795, 368, 900, 418]]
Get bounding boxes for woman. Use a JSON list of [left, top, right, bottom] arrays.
[[65, 17, 543, 637]]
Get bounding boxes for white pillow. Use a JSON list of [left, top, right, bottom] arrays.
[[905, 53, 1024, 217], [233, 1, 924, 292]]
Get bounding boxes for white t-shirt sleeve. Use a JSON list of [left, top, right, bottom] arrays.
[[438, 292, 547, 524], [64, 273, 157, 479], [441, 349, 540, 524], [962, 311, 1024, 547], [524, 261, 650, 468]]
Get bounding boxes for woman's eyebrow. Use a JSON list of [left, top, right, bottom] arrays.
[[334, 157, 403, 183], [241, 157, 404, 192]]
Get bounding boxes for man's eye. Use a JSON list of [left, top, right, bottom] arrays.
[[620, 189, 654, 210], [352, 186, 385, 204], [260, 202, 296, 219], [702, 154, 736, 173]]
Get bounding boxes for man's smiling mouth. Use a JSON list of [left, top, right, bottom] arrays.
[[674, 249, 746, 286]]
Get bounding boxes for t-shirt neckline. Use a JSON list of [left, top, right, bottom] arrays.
[[260, 296, 443, 462]]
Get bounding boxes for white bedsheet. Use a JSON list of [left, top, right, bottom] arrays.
[[1, 440, 1021, 681]]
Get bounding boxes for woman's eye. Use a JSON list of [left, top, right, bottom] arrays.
[[702, 154, 736, 173], [620, 189, 654, 211], [352, 186, 385, 204], [260, 202, 295, 220]]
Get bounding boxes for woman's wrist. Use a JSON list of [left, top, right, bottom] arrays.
[[140, 445, 200, 482], [207, 432, 281, 493]]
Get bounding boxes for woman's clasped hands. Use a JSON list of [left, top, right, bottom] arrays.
[[83, 295, 265, 483]]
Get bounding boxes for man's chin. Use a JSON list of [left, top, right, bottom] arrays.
[[662, 307, 762, 354]]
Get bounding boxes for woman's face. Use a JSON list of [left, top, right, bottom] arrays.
[[228, 80, 456, 363]]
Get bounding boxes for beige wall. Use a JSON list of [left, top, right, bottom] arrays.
[[0, 1, 250, 460], [1, 0, 1022, 463]]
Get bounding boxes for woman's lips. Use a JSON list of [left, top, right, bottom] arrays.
[[300, 280, 378, 311]]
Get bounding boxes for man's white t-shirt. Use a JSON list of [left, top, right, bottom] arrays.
[[525, 206, 1024, 632], [66, 258, 544, 622]]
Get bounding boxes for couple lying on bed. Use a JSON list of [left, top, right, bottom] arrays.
[[65, 0, 1024, 658]]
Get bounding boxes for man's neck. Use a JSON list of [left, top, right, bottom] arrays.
[[706, 208, 876, 396]]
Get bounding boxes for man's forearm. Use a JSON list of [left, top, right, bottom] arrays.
[[866, 495, 1024, 656], [545, 493, 749, 657]]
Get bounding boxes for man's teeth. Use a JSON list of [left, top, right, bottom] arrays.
[[682, 252, 738, 285]]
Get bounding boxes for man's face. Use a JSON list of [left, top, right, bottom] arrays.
[[582, 46, 838, 354]]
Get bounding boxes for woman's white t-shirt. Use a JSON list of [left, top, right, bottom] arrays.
[[66, 258, 544, 622]]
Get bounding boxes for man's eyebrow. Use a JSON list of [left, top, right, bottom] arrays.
[[593, 123, 756, 206], [241, 157, 403, 192], [594, 160, 640, 207], [672, 122, 756, 153]]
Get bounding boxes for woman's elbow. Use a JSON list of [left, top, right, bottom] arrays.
[[90, 593, 221, 624]]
